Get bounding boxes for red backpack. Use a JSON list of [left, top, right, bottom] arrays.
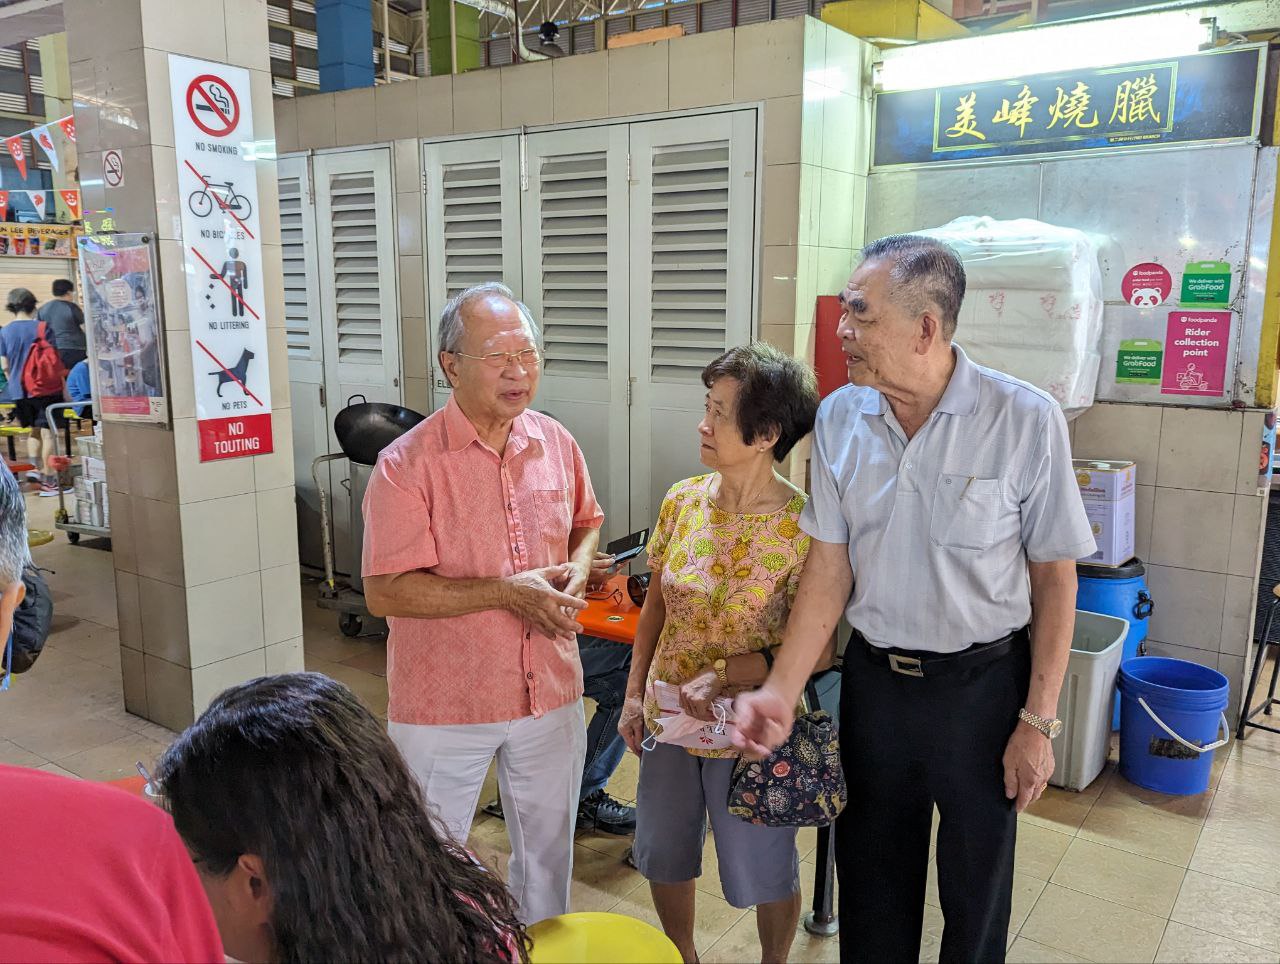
[[23, 322, 65, 398]]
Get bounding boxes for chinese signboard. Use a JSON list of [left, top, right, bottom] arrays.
[[873, 46, 1263, 167], [168, 55, 273, 462], [77, 233, 169, 424], [0, 224, 76, 258]]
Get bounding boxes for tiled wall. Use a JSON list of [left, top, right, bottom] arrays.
[[1071, 402, 1269, 719]]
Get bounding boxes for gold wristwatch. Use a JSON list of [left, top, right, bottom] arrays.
[[1019, 708, 1064, 739], [713, 658, 729, 688]]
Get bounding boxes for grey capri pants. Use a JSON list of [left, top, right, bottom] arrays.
[[632, 740, 800, 909]]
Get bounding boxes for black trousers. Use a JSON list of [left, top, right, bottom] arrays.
[[836, 635, 1031, 964]]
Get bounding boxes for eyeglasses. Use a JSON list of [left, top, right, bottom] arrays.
[[586, 587, 624, 606], [449, 348, 542, 370]]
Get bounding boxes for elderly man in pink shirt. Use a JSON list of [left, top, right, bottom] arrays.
[[362, 282, 604, 925]]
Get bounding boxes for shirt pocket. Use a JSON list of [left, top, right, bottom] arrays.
[[533, 488, 573, 552], [929, 474, 1002, 551]]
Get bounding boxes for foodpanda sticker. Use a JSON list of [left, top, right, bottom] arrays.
[[1122, 263, 1172, 308]]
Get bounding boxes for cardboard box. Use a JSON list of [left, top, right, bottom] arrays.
[[1074, 459, 1136, 567]]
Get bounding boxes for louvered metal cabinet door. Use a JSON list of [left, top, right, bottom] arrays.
[[627, 111, 757, 532], [423, 135, 523, 411], [277, 153, 328, 570], [313, 147, 402, 577], [520, 126, 631, 543]]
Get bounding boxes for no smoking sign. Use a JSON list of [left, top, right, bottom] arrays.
[[186, 74, 241, 138]]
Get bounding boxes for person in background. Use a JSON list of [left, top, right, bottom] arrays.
[[1, 288, 64, 496], [618, 343, 823, 964], [362, 282, 604, 925], [0, 468, 224, 963], [484, 548, 638, 836], [734, 236, 1093, 964], [156, 672, 528, 964], [37, 279, 86, 372], [65, 358, 91, 404]]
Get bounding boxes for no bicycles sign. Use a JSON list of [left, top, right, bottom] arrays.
[[168, 55, 273, 462]]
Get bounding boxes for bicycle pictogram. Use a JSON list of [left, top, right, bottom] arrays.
[[188, 178, 253, 220]]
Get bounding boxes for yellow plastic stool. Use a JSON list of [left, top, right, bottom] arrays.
[[27, 529, 53, 548], [527, 913, 682, 964]]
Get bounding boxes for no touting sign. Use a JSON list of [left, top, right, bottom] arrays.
[[170, 54, 272, 462]]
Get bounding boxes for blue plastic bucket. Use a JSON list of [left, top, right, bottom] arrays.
[[1118, 657, 1229, 795], [1077, 559, 1154, 729]]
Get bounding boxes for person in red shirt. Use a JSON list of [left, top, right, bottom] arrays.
[[155, 672, 529, 964], [0, 470, 223, 964]]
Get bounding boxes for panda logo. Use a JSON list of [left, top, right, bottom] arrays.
[[1129, 287, 1163, 307]]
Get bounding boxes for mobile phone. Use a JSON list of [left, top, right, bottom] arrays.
[[606, 528, 650, 565]]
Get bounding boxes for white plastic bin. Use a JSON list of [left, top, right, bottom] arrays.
[[1048, 611, 1129, 792]]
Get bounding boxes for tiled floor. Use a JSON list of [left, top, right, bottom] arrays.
[[5, 491, 1280, 962]]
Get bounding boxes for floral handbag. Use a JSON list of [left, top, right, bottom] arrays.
[[727, 681, 847, 828]]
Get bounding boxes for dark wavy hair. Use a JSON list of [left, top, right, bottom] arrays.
[[156, 672, 529, 964], [702, 342, 819, 462]]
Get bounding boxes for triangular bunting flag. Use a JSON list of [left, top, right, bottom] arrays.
[[5, 136, 27, 180], [59, 190, 81, 220], [32, 125, 59, 172], [57, 116, 75, 143], [30, 191, 45, 213], [0, 191, 8, 212]]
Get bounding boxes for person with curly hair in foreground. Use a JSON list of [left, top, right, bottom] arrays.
[[156, 672, 529, 964]]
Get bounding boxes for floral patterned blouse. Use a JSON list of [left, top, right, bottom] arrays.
[[644, 474, 811, 758]]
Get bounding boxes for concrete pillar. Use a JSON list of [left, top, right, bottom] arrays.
[[316, 0, 375, 92], [36, 34, 76, 221], [65, 0, 304, 732]]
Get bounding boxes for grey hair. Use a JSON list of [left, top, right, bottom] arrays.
[[437, 282, 542, 354], [860, 235, 967, 340], [0, 469, 29, 589]]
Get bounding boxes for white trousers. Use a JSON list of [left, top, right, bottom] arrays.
[[389, 700, 586, 925]]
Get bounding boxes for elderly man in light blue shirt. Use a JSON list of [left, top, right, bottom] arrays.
[[736, 235, 1093, 964]]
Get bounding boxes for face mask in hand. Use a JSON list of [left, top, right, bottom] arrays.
[[642, 680, 736, 751]]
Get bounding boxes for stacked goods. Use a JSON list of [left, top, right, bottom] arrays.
[[73, 426, 110, 529], [918, 216, 1105, 418]]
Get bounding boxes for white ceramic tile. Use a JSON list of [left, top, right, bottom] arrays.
[[763, 96, 801, 166], [1145, 638, 1221, 669], [125, 422, 179, 503], [141, 48, 174, 149], [252, 407, 296, 492], [1228, 494, 1266, 577], [333, 86, 377, 146], [393, 137, 419, 188], [295, 91, 337, 148], [187, 572, 264, 668], [261, 242, 286, 328], [399, 256, 425, 317], [179, 493, 259, 587], [257, 486, 300, 570], [94, 47, 152, 151], [396, 190, 423, 257], [1221, 575, 1257, 658], [261, 564, 304, 645], [273, 97, 298, 155], [800, 85, 825, 167], [669, 30, 733, 110], [417, 75, 454, 136], [761, 245, 798, 328], [1072, 402, 1163, 485], [151, 144, 183, 242], [140, 0, 227, 59], [64, 1, 144, 63], [1156, 920, 1278, 964], [762, 164, 801, 247], [375, 80, 419, 141], [820, 92, 859, 174], [609, 42, 670, 117], [451, 70, 502, 134], [817, 168, 855, 250], [132, 495, 185, 586], [1236, 410, 1270, 495], [116, 570, 143, 651], [1149, 488, 1234, 573], [1219, 653, 1247, 725], [224, 0, 271, 70], [552, 52, 607, 123], [500, 61, 554, 128], [121, 646, 147, 719], [139, 576, 190, 666], [265, 637, 305, 675], [192, 649, 267, 718], [1145, 564, 1227, 653], [817, 246, 854, 298], [1135, 483, 1155, 561], [821, 20, 870, 98], [733, 18, 804, 102], [1171, 870, 1280, 952], [144, 654, 195, 732], [1157, 408, 1244, 493], [797, 163, 822, 246], [174, 416, 256, 503]]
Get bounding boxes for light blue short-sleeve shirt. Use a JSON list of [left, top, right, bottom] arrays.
[[800, 345, 1094, 653]]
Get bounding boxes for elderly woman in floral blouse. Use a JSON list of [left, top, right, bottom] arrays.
[[618, 342, 826, 964]]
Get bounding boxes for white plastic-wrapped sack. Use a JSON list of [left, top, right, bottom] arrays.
[[917, 216, 1104, 418]]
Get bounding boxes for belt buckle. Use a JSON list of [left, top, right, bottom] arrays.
[[889, 653, 924, 678]]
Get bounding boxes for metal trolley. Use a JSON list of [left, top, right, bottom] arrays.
[[46, 401, 109, 546]]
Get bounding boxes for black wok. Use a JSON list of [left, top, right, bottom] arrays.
[[333, 394, 426, 466]]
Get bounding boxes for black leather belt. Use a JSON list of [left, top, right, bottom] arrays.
[[854, 627, 1029, 678]]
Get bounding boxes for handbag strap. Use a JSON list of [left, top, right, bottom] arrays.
[[803, 677, 822, 715]]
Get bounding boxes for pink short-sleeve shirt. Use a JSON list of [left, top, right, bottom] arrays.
[[362, 397, 605, 725]]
